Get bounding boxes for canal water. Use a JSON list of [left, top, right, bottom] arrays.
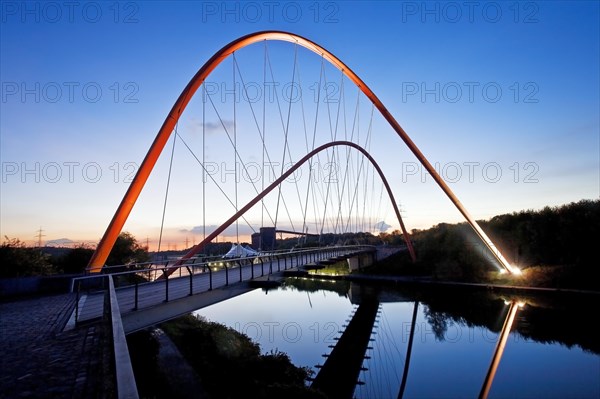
[[194, 278, 600, 398]]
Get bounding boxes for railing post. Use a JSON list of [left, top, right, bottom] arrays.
[[273, 257, 276, 274], [260, 258, 264, 276], [208, 265, 213, 290], [75, 281, 80, 324], [238, 261, 243, 282], [251, 259, 255, 279], [133, 279, 139, 310], [225, 264, 229, 286], [165, 272, 169, 302], [188, 266, 193, 296]]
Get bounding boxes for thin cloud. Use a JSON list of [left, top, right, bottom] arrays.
[[187, 117, 234, 136], [374, 221, 391, 232], [180, 224, 256, 237], [46, 238, 75, 247]]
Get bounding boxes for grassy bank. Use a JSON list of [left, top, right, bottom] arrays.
[[159, 314, 324, 399], [127, 315, 327, 398]]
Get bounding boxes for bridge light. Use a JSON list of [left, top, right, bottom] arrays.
[[498, 265, 521, 275], [509, 265, 522, 275]]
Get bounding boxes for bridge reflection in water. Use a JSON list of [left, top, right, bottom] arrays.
[[198, 279, 599, 399], [308, 284, 523, 399]]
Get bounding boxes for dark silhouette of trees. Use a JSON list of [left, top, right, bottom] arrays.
[[482, 199, 599, 269], [368, 199, 600, 288], [1, 232, 150, 277], [106, 232, 150, 266], [52, 244, 94, 274], [0, 237, 53, 277]]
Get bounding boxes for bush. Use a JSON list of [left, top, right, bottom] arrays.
[[52, 245, 94, 274], [0, 237, 54, 277]]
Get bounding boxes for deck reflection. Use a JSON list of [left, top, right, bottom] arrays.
[[283, 278, 599, 398]]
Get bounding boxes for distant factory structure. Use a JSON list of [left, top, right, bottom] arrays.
[[251, 227, 276, 251]]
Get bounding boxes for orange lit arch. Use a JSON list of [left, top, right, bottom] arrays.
[[88, 31, 514, 273]]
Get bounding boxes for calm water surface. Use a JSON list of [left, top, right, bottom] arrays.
[[194, 279, 600, 398]]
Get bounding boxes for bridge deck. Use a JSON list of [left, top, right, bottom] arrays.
[[75, 250, 356, 328]]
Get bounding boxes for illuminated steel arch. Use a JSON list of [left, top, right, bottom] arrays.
[[88, 31, 514, 274]]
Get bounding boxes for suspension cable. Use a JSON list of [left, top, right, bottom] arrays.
[[174, 131, 256, 234], [157, 125, 178, 254], [262, 41, 266, 234], [233, 53, 239, 245], [202, 83, 206, 242], [269, 43, 298, 233], [204, 89, 276, 226]]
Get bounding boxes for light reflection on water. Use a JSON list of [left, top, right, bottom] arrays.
[[194, 280, 600, 398]]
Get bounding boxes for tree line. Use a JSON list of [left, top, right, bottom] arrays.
[[372, 199, 599, 288], [0, 232, 148, 278]]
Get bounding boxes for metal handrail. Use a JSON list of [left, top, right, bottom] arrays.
[[70, 274, 139, 398], [85, 245, 375, 274], [72, 245, 374, 324], [106, 275, 139, 398]]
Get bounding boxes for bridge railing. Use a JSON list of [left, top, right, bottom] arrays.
[[105, 274, 139, 399], [68, 274, 139, 398], [72, 245, 375, 324], [86, 245, 368, 275]]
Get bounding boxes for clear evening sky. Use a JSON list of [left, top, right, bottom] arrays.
[[1, 1, 598, 249]]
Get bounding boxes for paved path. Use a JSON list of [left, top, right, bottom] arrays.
[[0, 294, 108, 399]]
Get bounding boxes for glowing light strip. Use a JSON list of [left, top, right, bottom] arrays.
[[479, 301, 521, 398]]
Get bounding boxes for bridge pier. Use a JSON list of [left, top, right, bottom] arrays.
[[347, 251, 376, 271]]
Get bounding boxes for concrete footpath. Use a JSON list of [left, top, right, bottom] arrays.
[[0, 294, 107, 399]]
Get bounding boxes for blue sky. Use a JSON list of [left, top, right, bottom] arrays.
[[1, 1, 598, 248]]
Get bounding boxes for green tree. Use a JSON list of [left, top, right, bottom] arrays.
[[106, 232, 150, 266], [55, 244, 95, 274], [0, 237, 54, 277]]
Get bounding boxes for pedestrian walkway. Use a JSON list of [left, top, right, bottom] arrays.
[[0, 294, 108, 399]]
